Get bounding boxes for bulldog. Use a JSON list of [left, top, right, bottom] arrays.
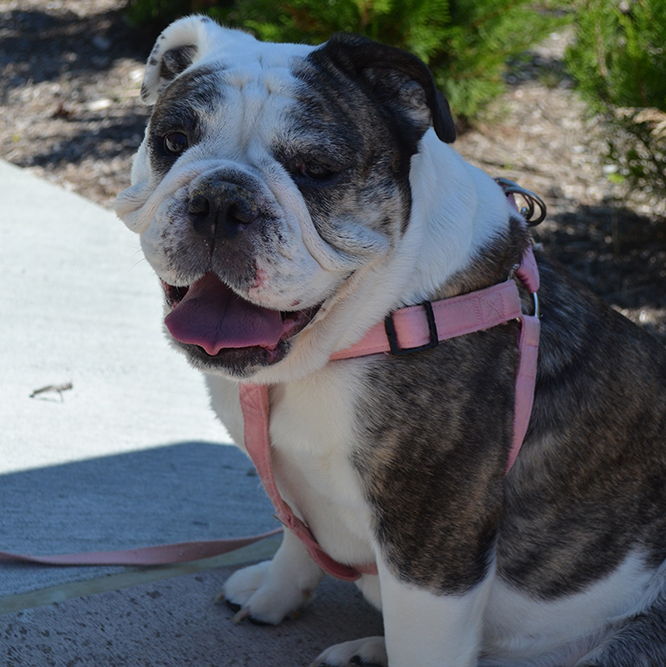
[[115, 15, 666, 667]]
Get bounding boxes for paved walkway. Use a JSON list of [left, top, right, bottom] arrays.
[[0, 161, 382, 665]]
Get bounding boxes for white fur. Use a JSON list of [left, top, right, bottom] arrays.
[[140, 17, 311, 106], [379, 559, 496, 667], [481, 551, 654, 666], [408, 132, 511, 304], [223, 529, 324, 624], [312, 637, 388, 667]]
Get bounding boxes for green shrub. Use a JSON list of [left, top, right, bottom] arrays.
[[566, 0, 666, 200], [125, 0, 210, 30], [126, 0, 564, 122]]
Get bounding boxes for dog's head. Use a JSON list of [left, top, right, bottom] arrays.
[[115, 16, 456, 381]]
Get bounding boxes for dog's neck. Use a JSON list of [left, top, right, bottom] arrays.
[[430, 214, 530, 301], [408, 133, 528, 302], [323, 137, 524, 331], [252, 133, 525, 384]]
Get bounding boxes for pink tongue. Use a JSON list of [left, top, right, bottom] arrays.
[[164, 273, 284, 355]]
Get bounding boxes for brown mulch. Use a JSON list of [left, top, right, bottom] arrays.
[[1, 0, 151, 206], [2, 0, 665, 343]]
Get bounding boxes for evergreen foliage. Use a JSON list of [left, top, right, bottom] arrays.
[[565, 0, 666, 197], [126, 0, 563, 121]]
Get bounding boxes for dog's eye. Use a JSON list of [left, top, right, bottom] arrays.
[[299, 162, 334, 181], [164, 131, 189, 155]]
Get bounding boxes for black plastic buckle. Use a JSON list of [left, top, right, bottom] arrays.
[[384, 301, 439, 356]]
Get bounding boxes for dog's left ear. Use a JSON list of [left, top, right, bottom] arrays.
[[314, 33, 456, 144]]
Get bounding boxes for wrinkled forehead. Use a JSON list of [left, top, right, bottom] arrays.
[[150, 41, 316, 144], [205, 37, 314, 93]]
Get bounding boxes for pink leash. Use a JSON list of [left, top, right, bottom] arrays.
[[0, 187, 542, 574], [0, 530, 282, 566], [0, 248, 540, 574]]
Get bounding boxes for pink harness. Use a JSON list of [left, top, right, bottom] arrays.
[[0, 186, 542, 572], [238, 245, 540, 581]]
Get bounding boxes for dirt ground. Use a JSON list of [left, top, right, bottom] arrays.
[[1, 0, 665, 343]]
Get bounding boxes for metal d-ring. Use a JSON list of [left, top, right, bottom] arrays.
[[495, 177, 547, 227], [508, 262, 541, 319]]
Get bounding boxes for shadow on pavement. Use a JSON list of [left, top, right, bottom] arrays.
[[0, 442, 275, 597]]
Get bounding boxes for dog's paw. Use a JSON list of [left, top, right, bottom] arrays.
[[218, 560, 317, 625], [310, 637, 387, 667]]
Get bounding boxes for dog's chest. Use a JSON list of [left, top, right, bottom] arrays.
[[206, 361, 377, 565]]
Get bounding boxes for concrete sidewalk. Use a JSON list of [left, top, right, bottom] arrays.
[[0, 161, 382, 665]]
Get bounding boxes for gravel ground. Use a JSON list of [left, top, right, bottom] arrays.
[[2, 0, 665, 342], [1, 0, 151, 206]]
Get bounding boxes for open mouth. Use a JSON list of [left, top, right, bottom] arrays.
[[161, 273, 319, 365]]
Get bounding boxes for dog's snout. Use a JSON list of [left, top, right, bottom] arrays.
[[188, 181, 259, 243]]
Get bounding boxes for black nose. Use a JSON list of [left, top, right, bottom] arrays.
[[188, 180, 259, 244]]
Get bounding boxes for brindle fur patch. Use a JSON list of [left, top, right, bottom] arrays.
[[354, 327, 518, 594], [432, 215, 530, 300], [498, 257, 666, 599], [354, 222, 666, 603], [278, 41, 432, 251], [353, 234, 525, 593], [160, 44, 198, 83], [147, 66, 223, 176]]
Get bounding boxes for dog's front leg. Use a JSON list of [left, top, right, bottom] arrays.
[[379, 557, 493, 667], [222, 527, 324, 625], [314, 558, 493, 667]]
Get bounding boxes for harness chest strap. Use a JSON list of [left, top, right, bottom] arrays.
[[239, 382, 370, 581], [240, 246, 541, 581]]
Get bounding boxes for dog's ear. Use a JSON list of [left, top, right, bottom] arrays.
[[314, 33, 456, 144], [140, 15, 250, 105]]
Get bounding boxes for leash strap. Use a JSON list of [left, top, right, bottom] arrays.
[[0, 529, 282, 566]]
